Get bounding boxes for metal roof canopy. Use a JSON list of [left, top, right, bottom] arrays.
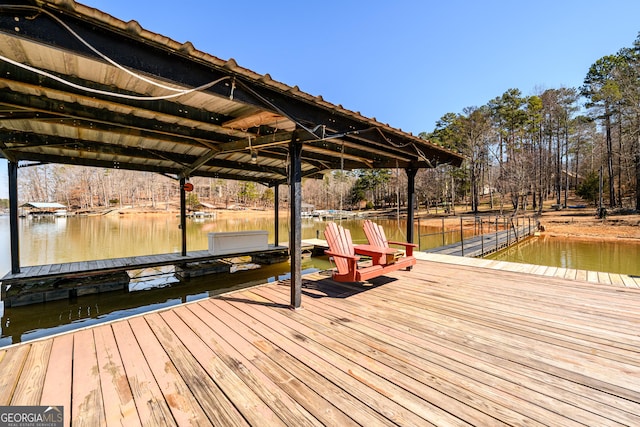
[[0, 0, 464, 308]]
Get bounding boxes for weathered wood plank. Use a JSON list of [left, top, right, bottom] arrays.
[[10, 340, 52, 405], [40, 334, 73, 426], [238, 288, 514, 426], [110, 321, 176, 426], [597, 271, 612, 285], [1, 258, 640, 426], [93, 325, 141, 427], [269, 278, 640, 425], [2, 248, 288, 285], [621, 274, 640, 288], [254, 284, 625, 426], [212, 298, 445, 427], [609, 273, 626, 287], [127, 316, 211, 426], [72, 329, 105, 426], [198, 299, 398, 427], [0, 345, 30, 405], [173, 304, 324, 427], [148, 311, 271, 427]]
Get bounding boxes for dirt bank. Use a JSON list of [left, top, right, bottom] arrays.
[[537, 209, 640, 242]]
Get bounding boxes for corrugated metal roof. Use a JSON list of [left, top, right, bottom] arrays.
[[0, 1, 464, 185]]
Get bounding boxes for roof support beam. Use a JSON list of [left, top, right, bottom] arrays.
[[0, 77, 243, 144], [180, 147, 220, 179]]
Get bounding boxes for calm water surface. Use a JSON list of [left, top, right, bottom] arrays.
[[486, 234, 640, 276]]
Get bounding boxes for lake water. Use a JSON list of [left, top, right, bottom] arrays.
[[1, 214, 638, 346], [486, 234, 640, 276]]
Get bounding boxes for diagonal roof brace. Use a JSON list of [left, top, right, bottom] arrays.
[[179, 146, 221, 179]]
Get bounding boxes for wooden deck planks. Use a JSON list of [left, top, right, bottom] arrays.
[[142, 312, 252, 427], [251, 281, 623, 426], [215, 296, 459, 426], [1, 259, 639, 426], [173, 304, 326, 427], [125, 316, 212, 426], [2, 247, 288, 287], [240, 286, 529, 426], [308, 278, 636, 424], [0, 345, 29, 405], [92, 325, 141, 427], [110, 321, 176, 426], [284, 272, 640, 425], [71, 329, 105, 426], [40, 334, 73, 426], [201, 298, 401, 427], [10, 340, 52, 405]]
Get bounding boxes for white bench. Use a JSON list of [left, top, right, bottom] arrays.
[[208, 230, 269, 255]]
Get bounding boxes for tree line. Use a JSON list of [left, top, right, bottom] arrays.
[[14, 33, 640, 214], [424, 32, 640, 214]]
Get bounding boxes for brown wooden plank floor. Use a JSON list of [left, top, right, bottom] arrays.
[[1, 259, 639, 426]]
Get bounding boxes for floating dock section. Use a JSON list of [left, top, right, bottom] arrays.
[[1, 246, 288, 307]]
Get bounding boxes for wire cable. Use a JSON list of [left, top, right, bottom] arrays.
[[0, 4, 231, 100], [0, 52, 229, 101], [1, 5, 192, 93]]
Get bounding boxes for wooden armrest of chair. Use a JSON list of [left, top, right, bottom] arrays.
[[386, 241, 417, 256], [387, 241, 418, 248], [324, 250, 360, 262]]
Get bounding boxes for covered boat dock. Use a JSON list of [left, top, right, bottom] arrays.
[[0, 0, 463, 308]]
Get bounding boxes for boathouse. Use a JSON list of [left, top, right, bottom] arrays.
[[19, 202, 67, 217], [0, 0, 463, 308]]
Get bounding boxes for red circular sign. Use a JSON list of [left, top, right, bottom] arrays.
[[183, 182, 194, 192]]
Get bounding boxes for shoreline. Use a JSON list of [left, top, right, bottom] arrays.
[[30, 204, 640, 243]]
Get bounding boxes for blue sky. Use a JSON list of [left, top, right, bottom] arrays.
[[2, 1, 640, 197]]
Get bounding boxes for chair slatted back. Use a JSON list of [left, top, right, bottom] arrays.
[[324, 222, 354, 274], [363, 220, 389, 248]]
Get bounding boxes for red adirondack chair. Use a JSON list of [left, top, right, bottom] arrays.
[[324, 222, 384, 282], [362, 220, 417, 270], [324, 222, 416, 283]]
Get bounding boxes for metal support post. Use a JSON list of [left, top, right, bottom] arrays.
[[274, 184, 279, 246], [8, 161, 20, 274], [289, 135, 302, 309], [179, 177, 187, 256]]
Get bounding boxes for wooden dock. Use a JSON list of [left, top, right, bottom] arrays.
[[1, 258, 639, 425], [416, 252, 640, 288], [425, 224, 535, 257]]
